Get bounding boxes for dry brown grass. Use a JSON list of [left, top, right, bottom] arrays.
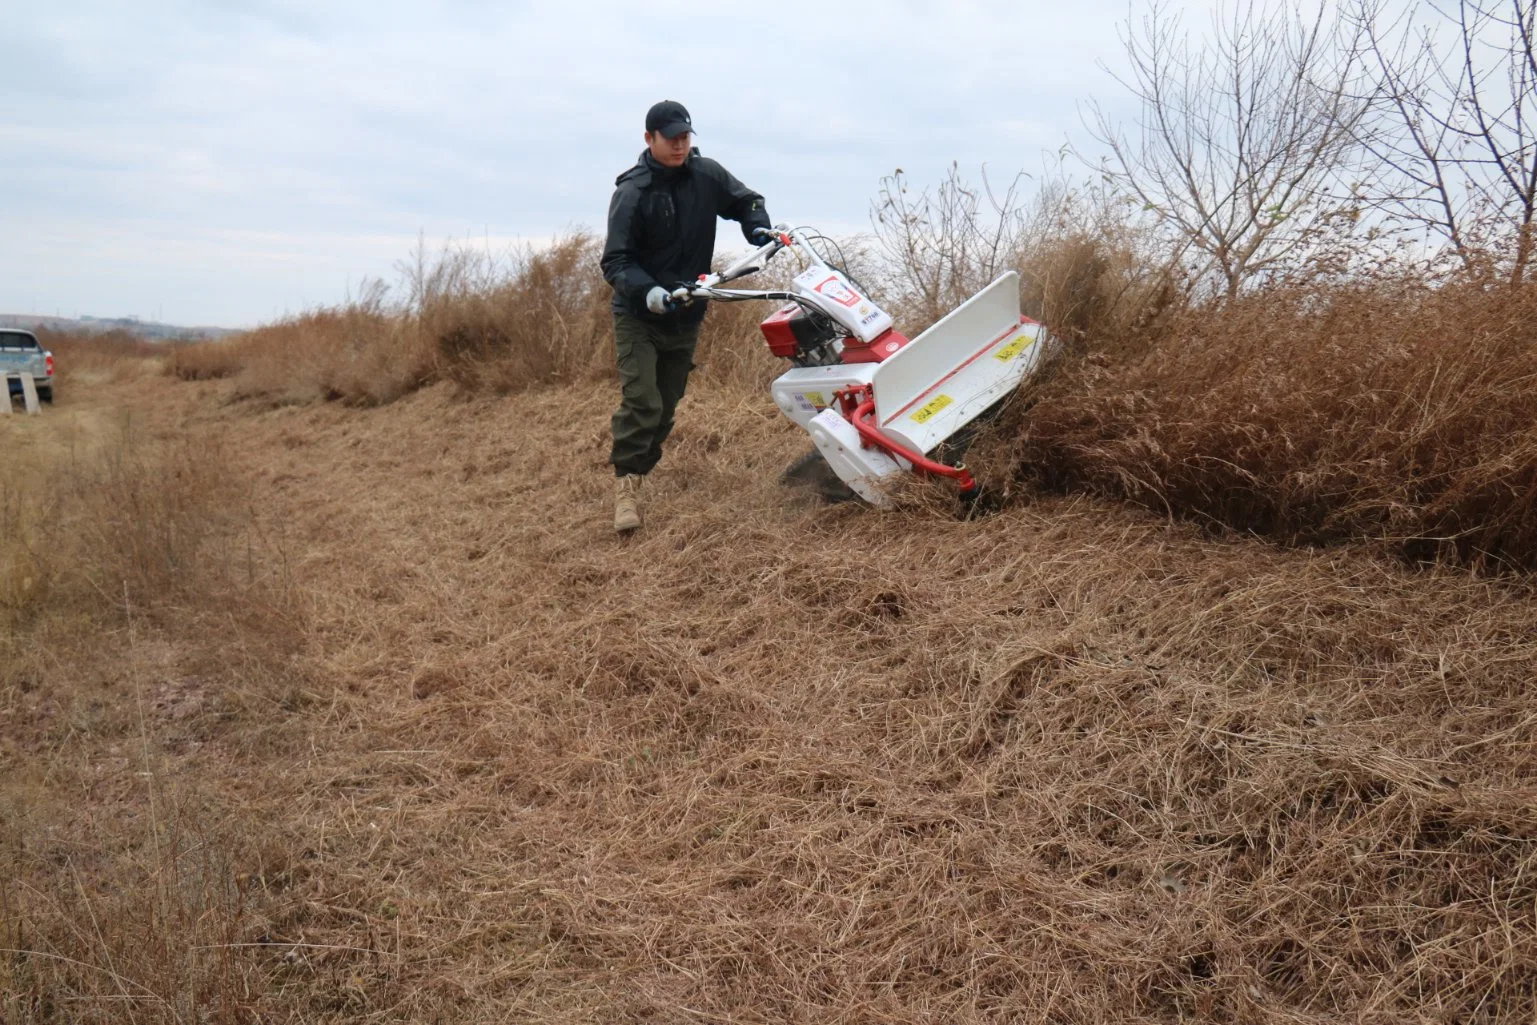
[[422, 234, 612, 393], [6, 361, 1537, 1022], [168, 296, 432, 406], [29, 328, 170, 391], [13, 186, 1537, 1021], [165, 233, 793, 409], [1, 372, 305, 1024], [164, 337, 248, 382], [986, 277, 1537, 570]]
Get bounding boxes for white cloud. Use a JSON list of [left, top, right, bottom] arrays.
[[0, 0, 1150, 326]]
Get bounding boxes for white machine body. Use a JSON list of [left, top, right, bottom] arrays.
[[766, 271, 1046, 505], [770, 362, 874, 428], [872, 271, 1045, 455], [806, 407, 906, 504], [683, 227, 1050, 507], [789, 266, 895, 343]]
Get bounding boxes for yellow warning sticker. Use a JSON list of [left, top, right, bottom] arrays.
[[993, 334, 1032, 362], [910, 394, 953, 424], [803, 392, 827, 409]]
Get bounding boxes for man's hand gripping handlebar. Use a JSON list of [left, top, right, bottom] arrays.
[[666, 224, 792, 308]]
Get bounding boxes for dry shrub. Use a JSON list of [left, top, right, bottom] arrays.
[[167, 338, 246, 381], [871, 168, 1183, 348], [421, 234, 611, 392], [223, 289, 433, 406], [988, 278, 1537, 569], [871, 167, 1030, 332], [1018, 231, 1180, 358]]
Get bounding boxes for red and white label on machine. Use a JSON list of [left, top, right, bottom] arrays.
[[792, 265, 894, 343], [812, 274, 860, 307]]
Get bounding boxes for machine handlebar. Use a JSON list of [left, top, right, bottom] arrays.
[[667, 223, 799, 307]]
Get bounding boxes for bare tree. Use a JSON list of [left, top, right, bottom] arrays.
[[1353, 0, 1537, 284], [870, 164, 1030, 327], [1087, 1, 1372, 299]]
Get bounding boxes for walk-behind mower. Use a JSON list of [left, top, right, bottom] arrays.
[[668, 225, 1049, 506]]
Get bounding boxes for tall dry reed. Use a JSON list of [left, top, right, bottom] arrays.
[[986, 277, 1537, 570]]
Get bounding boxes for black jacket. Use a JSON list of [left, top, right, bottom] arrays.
[[601, 148, 771, 325]]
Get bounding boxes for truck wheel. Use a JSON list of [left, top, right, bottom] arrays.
[[38, 386, 53, 404]]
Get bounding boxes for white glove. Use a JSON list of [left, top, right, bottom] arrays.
[[645, 286, 672, 315]]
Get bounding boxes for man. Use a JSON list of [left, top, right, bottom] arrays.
[[600, 99, 774, 533]]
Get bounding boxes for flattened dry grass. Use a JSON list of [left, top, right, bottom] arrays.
[[16, 219, 1537, 1021], [11, 370, 1535, 1023], [254, 384, 1537, 1023]]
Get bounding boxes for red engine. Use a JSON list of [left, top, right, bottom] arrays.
[[760, 303, 911, 365], [759, 302, 808, 359]]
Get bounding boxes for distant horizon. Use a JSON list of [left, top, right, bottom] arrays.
[[3, 311, 232, 327], [0, 311, 237, 339]]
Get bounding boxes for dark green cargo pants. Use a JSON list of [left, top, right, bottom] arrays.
[[609, 313, 701, 477]]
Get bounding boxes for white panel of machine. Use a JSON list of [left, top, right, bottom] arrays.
[[872, 272, 1021, 428], [806, 408, 904, 506], [770, 363, 878, 430], [880, 321, 1047, 454], [791, 267, 895, 343]]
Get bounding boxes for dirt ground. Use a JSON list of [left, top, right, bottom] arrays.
[[4, 368, 1536, 1024]]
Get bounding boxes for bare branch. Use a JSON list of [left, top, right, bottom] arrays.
[[1085, 0, 1373, 299]]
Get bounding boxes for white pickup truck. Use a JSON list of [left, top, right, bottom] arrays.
[[0, 329, 55, 404]]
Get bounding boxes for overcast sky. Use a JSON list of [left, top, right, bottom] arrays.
[[3, 0, 1172, 328]]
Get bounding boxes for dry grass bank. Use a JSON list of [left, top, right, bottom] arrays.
[[17, 189, 1537, 1020], [988, 278, 1537, 570], [6, 358, 1537, 1022]]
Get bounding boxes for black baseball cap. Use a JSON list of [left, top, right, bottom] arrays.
[[645, 100, 694, 139]]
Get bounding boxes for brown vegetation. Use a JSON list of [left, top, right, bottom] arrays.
[[6, 361, 1537, 1022], [164, 234, 785, 407], [10, 5, 1537, 1016], [986, 276, 1537, 569], [31, 328, 168, 390]]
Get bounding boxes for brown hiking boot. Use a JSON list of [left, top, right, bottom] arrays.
[[614, 474, 643, 533]]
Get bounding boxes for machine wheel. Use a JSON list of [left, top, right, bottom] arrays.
[[38, 385, 53, 404], [779, 447, 859, 504]]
